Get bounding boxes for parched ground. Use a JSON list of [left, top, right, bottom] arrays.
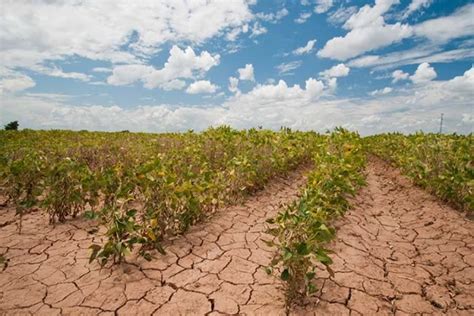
[[0, 166, 309, 316], [0, 158, 473, 316], [296, 157, 474, 315]]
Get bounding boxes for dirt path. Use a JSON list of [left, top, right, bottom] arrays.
[[0, 166, 309, 315], [296, 158, 474, 315]]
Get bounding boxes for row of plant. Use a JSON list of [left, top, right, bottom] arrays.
[[0, 127, 321, 265], [365, 132, 473, 214], [265, 128, 366, 307]]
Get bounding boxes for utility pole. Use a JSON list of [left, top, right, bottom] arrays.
[[439, 113, 444, 134]]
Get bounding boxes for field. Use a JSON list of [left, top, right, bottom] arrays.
[[0, 129, 472, 315]]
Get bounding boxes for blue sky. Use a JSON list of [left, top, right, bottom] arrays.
[[0, 0, 473, 134]]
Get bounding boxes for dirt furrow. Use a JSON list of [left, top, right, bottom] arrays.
[[0, 166, 309, 315], [296, 158, 474, 315]]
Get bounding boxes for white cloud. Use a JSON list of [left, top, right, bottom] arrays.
[[33, 66, 91, 82], [327, 77, 338, 92], [410, 62, 437, 84], [443, 67, 473, 95], [318, 24, 412, 61], [237, 78, 325, 103], [319, 63, 350, 78], [348, 46, 474, 70], [107, 46, 220, 89], [256, 8, 289, 23], [295, 12, 312, 24], [276, 61, 303, 75], [107, 65, 152, 86], [293, 39, 317, 55], [414, 4, 474, 43], [318, 0, 413, 61], [0, 1, 253, 77], [2, 69, 473, 135], [0, 73, 35, 94], [186, 80, 218, 94], [314, 0, 334, 14], [462, 113, 473, 124], [403, 0, 432, 18], [250, 22, 268, 38], [92, 67, 112, 73], [343, 0, 398, 30], [392, 69, 409, 83], [228, 77, 240, 93], [161, 79, 187, 91], [327, 6, 358, 25], [226, 24, 250, 42], [370, 87, 393, 96], [238, 64, 255, 81]]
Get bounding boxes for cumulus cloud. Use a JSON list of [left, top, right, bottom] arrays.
[[403, 0, 433, 18], [161, 79, 187, 91], [2, 68, 473, 134], [228, 77, 240, 93], [293, 39, 317, 55], [256, 8, 289, 23], [314, 0, 334, 14], [185, 80, 218, 94], [34, 66, 91, 82], [319, 63, 350, 78], [318, 0, 412, 61], [348, 45, 474, 70], [462, 113, 473, 123], [327, 77, 338, 92], [233, 78, 325, 107], [238, 64, 255, 81], [250, 22, 268, 38], [92, 67, 112, 73], [370, 87, 393, 96], [414, 4, 474, 43], [0, 73, 36, 94], [346, 4, 474, 69], [295, 12, 312, 24], [107, 46, 220, 89], [392, 69, 409, 83], [276, 61, 303, 75], [0, 0, 254, 73], [327, 6, 358, 25], [410, 62, 437, 84], [443, 67, 473, 94]]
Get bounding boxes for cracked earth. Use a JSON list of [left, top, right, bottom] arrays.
[[0, 166, 308, 315], [1, 158, 473, 315], [295, 157, 474, 315]]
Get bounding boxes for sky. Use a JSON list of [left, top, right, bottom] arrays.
[[0, 0, 473, 135]]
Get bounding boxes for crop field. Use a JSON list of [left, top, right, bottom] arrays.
[[0, 129, 472, 315]]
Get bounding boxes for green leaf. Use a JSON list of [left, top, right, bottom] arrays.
[[84, 210, 98, 220], [281, 268, 290, 281], [307, 282, 317, 294], [296, 242, 309, 256], [305, 271, 316, 280]]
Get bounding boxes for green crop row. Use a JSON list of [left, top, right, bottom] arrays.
[[265, 128, 366, 306], [0, 127, 321, 265], [365, 133, 473, 214]]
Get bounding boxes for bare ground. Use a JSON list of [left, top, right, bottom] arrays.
[[295, 157, 474, 315], [0, 158, 473, 315], [0, 166, 309, 315]]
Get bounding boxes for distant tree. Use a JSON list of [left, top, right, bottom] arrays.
[[4, 121, 19, 131]]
